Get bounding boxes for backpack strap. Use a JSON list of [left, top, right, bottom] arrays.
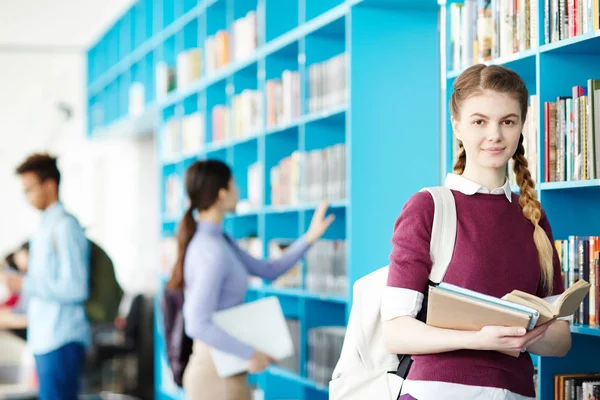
[[421, 186, 457, 284]]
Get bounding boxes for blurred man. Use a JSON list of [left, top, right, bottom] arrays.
[[1, 153, 90, 400]]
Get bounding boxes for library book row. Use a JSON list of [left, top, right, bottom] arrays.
[[447, 0, 600, 72], [158, 52, 347, 162], [163, 143, 347, 219]]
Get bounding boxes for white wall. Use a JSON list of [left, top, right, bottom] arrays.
[[0, 52, 159, 294]]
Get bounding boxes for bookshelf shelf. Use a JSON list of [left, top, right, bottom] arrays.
[[442, 1, 600, 399], [539, 179, 600, 191], [570, 324, 600, 337], [89, 0, 441, 399], [267, 366, 328, 394], [540, 30, 600, 54]]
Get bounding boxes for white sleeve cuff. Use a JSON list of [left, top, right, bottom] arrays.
[[381, 286, 424, 322]]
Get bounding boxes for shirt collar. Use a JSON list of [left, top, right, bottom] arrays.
[[196, 220, 224, 235], [42, 201, 63, 220], [444, 173, 512, 202]]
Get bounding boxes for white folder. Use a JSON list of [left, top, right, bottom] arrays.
[[209, 296, 294, 378]]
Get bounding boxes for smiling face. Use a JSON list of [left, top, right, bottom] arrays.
[[452, 89, 523, 176]]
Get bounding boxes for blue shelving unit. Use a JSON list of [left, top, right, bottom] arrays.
[[87, 0, 440, 398], [439, 1, 600, 399]]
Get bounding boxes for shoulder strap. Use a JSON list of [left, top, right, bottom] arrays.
[[420, 186, 457, 284]]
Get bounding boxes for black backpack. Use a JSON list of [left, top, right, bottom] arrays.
[[160, 287, 193, 387]]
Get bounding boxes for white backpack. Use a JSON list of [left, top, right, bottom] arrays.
[[329, 187, 457, 399]]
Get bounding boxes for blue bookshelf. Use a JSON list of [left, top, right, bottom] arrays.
[[87, 0, 440, 398], [440, 1, 600, 399]]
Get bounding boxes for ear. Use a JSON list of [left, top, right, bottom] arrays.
[[451, 115, 462, 141], [217, 187, 228, 202]]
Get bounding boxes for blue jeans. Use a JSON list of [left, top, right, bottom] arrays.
[[34, 342, 85, 400]]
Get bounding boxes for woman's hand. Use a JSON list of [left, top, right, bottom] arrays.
[[247, 351, 277, 374], [470, 320, 555, 353], [305, 201, 335, 244]]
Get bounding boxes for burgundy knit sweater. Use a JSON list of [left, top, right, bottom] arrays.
[[387, 189, 564, 398]]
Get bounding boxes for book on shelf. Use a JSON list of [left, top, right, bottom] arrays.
[[426, 280, 591, 357], [269, 240, 302, 289], [554, 373, 600, 400], [176, 48, 202, 91], [156, 62, 177, 100], [162, 119, 181, 161], [556, 236, 600, 326], [508, 95, 538, 187], [205, 30, 230, 75], [181, 112, 204, 155], [278, 319, 301, 374], [449, 0, 538, 72], [305, 240, 347, 296], [232, 89, 261, 138], [266, 70, 301, 128], [247, 161, 263, 209], [212, 105, 231, 144], [307, 326, 346, 386], [542, 80, 600, 183], [545, 0, 600, 45], [308, 53, 347, 114], [231, 11, 258, 62]]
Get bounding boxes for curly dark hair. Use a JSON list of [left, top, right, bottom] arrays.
[[15, 153, 61, 187]]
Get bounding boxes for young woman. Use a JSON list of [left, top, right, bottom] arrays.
[[382, 64, 572, 400], [167, 159, 334, 400]]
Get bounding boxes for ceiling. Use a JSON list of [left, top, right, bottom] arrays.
[[0, 0, 135, 51]]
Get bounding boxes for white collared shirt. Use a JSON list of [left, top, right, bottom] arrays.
[[444, 173, 513, 202]]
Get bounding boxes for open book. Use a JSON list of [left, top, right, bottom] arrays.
[[426, 280, 591, 357], [502, 279, 592, 325]]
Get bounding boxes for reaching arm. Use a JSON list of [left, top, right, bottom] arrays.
[[229, 236, 310, 281], [22, 216, 89, 303]]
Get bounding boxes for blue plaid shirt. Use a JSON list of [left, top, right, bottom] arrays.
[[22, 202, 90, 355]]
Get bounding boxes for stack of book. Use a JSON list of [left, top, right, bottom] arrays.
[[426, 280, 591, 357], [266, 70, 301, 128], [545, 0, 600, 45], [176, 48, 202, 90], [270, 152, 301, 206], [211, 105, 231, 144], [556, 236, 600, 326], [303, 144, 346, 203], [305, 240, 347, 296], [541, 80, 600, 183], [448, 0, 538, 72], [205, 31, 230, 75], [181, 112, 205, 155], [232, 89, 261, 138], [308, 53, 347, 113], [231, 11, 258, 62], [307, 326, 346, 386]]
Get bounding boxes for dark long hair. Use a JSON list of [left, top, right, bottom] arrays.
[[166, 160, 232, 290]]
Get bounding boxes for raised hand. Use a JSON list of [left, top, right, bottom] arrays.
[[305, 201, 335, 244]]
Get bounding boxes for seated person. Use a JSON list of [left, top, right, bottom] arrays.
[[0, 242, 29, 338]]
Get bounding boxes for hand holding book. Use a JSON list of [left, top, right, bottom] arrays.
[[426, 280, 591, 357]]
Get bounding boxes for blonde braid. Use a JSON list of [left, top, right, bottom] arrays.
[[512, 135, 554, 294]]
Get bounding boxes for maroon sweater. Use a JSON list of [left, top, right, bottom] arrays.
[[387, 190, 564, 398]]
